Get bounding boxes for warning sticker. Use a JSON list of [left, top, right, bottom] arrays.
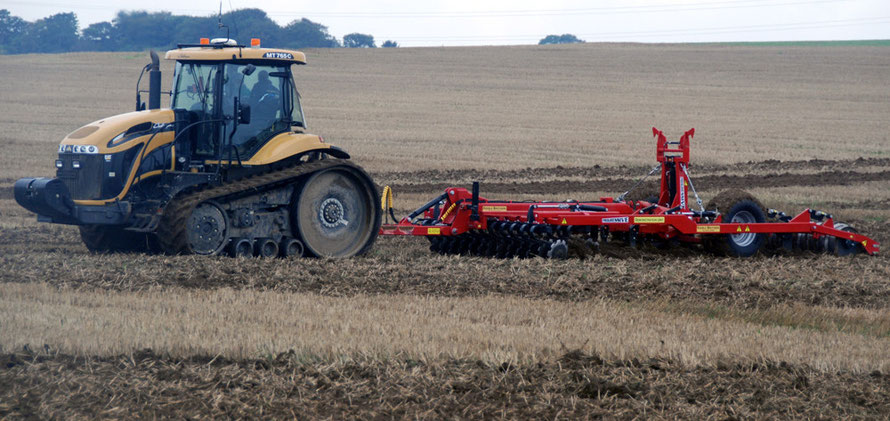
[[634, 216, 665, 224], [427, 228, 441, 235], [697, 225, 721, 233], [561, 218, 568, 225], [602, 217, 629, 224], [482, 206, 507, 212]]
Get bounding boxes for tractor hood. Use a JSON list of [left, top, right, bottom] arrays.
[[59, 109, 175, 155]]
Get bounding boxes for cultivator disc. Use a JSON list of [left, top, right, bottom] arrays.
[[428, 220, 570, 259], [764, 222, 861, 256]]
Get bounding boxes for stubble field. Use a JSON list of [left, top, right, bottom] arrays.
[[1, 43, 889, 418]]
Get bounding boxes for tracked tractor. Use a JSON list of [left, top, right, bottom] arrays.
[[15, 38, 380, 258]]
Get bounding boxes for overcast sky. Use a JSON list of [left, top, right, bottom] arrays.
[[3, 0, 890, 46]]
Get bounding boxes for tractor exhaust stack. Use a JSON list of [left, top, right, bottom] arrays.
[[148, 50, 161, 110]]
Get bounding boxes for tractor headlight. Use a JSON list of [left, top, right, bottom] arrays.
[[55, 160, 63, 168], [72, 160, 81, 169]]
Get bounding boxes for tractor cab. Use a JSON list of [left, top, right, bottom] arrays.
[[164, 38, 308, 166]]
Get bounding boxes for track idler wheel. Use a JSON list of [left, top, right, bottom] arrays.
[[158, 196, 231, 256], [292, 165, 380, 258], [186, 202, 230, 255]]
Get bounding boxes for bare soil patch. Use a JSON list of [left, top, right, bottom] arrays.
[[2, 232, 889, 311], [389, 168, 890, 197], [375, 157, 890, 186], [1, 349, 886, 419]]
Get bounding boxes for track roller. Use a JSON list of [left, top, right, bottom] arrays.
[[281, 238, 305, 257], [255, 238, 279, 258], [231, 238, 253, 257]]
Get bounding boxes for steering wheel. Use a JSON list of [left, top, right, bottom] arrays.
[[258, 92, 279, 106]]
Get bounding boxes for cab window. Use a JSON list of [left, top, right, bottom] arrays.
[[171, 62, 218, 115], [171, 62, 221, 157], [223, 64, 302, 158]]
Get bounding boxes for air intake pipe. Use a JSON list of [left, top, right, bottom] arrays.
[[148, 50, 161, 110]]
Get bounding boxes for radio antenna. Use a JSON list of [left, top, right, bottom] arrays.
[[218, 1, 230, 41]]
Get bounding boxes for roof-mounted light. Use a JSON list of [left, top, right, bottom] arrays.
[[199, 38, 210, 45], [210, 38, 238, 46], [251, 38, 261, 48]]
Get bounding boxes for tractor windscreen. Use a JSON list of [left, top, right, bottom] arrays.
[[171, 62, 218, 115], [223, 63, 305, 158]]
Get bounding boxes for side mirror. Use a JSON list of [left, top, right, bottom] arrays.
[[238, 104, 251, 124], [242, 64, 256, 76]]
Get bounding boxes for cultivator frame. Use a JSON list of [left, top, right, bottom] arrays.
[[379, 128, 879, 258]]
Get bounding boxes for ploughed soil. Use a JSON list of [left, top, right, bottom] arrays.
[[2, 157, 889, 311], [1, 228, 889, 310], [1, 156, 889, 419], [1, 349, 887, 419], [389, 168, 890, 196], [375, 157, 890, 186]]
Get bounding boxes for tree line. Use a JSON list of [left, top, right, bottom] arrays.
[[0, 8, 585, 54], [0, 8, 396, 54]]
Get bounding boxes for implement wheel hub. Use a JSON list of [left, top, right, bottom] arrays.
[[729, 210, 757, 248]]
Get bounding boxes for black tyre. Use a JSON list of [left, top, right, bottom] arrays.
[[721, 200, 767, 256], [79, 225, 159, 254], [644, 194, 660, 206], [706, 189, 767, 257], [832, 223, 861, 257], [625, 190, 660, 205], [292, 165, 380, 258]]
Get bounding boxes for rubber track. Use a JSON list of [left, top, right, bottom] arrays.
[[157, 159, 362, 255]]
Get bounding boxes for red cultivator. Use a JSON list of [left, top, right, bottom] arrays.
[[379, 128, 879, 258]]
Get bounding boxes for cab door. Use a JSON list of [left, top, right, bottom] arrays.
[[223, 64, 293, 161], [170, 61, 223, 160]]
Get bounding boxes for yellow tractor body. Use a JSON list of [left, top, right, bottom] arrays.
[[15, 39, 379, 258]]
